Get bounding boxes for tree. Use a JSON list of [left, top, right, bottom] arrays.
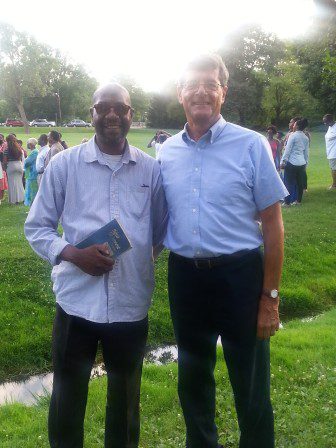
[[293, 0, 336, 114], [218, 25, 285, 127], [0, 23, 98, 131], [0, 22, 57, 133], [114, 75, 150, 122], [262, 61, 321, 126]]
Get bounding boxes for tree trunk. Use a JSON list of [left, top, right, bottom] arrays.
[[16, 102, 30, 134]]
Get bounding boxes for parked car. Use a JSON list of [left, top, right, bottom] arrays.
[[64, 119, 92, 127], [5, 118, 25, 127], [30, 118, 55, 127]]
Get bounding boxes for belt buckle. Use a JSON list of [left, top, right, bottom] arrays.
[[194, 258, 211, 269]]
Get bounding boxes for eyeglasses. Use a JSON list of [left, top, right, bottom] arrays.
[[181, 80, 223, 92], [92, 102, 133, 116]]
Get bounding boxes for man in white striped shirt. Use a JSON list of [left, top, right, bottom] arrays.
[[25, 83, 167, 448]]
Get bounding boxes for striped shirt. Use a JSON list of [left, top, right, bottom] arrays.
[[24, 137, 168, 323]]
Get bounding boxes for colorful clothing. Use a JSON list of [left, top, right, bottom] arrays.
[[0, 143, 8, 191], [268, 138, 281, 171], [24, 148, 39, 206]]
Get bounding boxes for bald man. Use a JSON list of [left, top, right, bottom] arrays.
[[25, 83, 167, 448]]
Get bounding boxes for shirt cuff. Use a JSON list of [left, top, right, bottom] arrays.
[[48, 238, 71, 266]]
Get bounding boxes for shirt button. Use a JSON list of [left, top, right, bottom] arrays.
[[193, 188, 197, 193], [195, 167, 199, 172], [193, 230, 197, 234], [192, 208, 196, 213], [196, 251, 201, 255]]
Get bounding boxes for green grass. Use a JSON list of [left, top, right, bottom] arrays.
[[0, 129, 335, 382], [0, 308, 335, 447]]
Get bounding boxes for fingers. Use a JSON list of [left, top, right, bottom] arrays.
[[257, 321, 279, 340], [95, 243, 111, 257]]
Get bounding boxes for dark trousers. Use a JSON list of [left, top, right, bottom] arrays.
[[284, 162, 306, 204], [168, 250, 274, 448], [49, 305, 148, 448]]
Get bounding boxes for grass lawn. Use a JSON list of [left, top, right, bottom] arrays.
[[0, 128, 335, 383], [0, 308, 335, 447]]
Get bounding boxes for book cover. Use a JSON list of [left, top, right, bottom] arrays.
[[76, 219, 132, 259]]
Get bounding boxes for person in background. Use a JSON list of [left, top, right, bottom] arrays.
[[266, 125, 281, 171], [280, 118, 309, 206], [147, 130, 171, 159], [36, 134, 49, 186], [284, 116, 301, 146], [16, 138, 27, 188], [44, 131, 64, 169], [24, 138, 39, 206], [0, 134, 8, 205], [59, 132, 69, 150], [322, 114, 336, 189], [3, 135, 25, 204], [276, 131, 284, 154]]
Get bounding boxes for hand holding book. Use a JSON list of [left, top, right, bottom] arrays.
[[59, 219, 131, 276], [60, 243, 115, 276]]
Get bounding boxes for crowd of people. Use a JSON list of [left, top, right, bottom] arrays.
[[0, 131, 69, 207], [264, 117, 311, 206], [1, 112, 334, 210]]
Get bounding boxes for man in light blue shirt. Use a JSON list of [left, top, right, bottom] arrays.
[[160, 54, 288, 448], [25, 83, 167, 448]]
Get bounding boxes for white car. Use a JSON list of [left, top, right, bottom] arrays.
[[30, 119, 56, 127]]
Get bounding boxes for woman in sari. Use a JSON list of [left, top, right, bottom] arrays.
[[24, 138, 39, 206]]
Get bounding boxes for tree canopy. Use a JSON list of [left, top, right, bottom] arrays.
[[1, 6, 335, 133]]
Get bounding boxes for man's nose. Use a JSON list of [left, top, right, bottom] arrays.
[[194, 83, 207, 94], [105, 107, 119, 119]]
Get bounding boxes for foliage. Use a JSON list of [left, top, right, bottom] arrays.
[[293, 0, 336, 115], [0, 22, 97, 129], [219, 25, 285, 126], [115, 75, 151, 122], [262, 61, 322, 126]]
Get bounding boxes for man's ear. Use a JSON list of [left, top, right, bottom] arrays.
[[177, 86, 183, 105], [90, 107, 94, 119], [221, 85, 228, 104]]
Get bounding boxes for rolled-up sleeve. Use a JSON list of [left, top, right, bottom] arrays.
[[24, 157, 69, 266], [251, 135, 288, 211]]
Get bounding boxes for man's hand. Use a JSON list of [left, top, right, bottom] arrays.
[[60, 244, 115, 276], [257, 295, 280, 340]]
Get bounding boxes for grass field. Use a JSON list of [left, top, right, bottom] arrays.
[[0, 128, 335, 381], [0, 308, 335, 447]]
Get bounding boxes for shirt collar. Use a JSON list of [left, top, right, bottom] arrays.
[[83, 136, 136, 165], [182, 115, 227, 145]]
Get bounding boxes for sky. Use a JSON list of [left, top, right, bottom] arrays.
[[1, 0, 317, 92]]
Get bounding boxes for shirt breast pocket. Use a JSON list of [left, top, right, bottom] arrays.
[[127, 186, 150, 218], [204, 173, 244, 206]]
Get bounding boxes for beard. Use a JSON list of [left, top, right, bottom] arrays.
[[95, 119, 130, 146]]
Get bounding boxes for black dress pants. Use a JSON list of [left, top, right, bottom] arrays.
[[168, 250, 274, 448], [48, 305, 148, 448]]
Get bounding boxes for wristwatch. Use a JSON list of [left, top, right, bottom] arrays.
[[262, 288, 279, 299]]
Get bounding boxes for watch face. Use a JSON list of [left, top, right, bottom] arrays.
[[270, 289, 278, 299]]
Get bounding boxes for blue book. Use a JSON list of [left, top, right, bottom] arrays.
[[76, 219, 132, 259]]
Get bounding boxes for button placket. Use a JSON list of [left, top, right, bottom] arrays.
[[107, 172, 120, 321], [191, 144, 202, 254]]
